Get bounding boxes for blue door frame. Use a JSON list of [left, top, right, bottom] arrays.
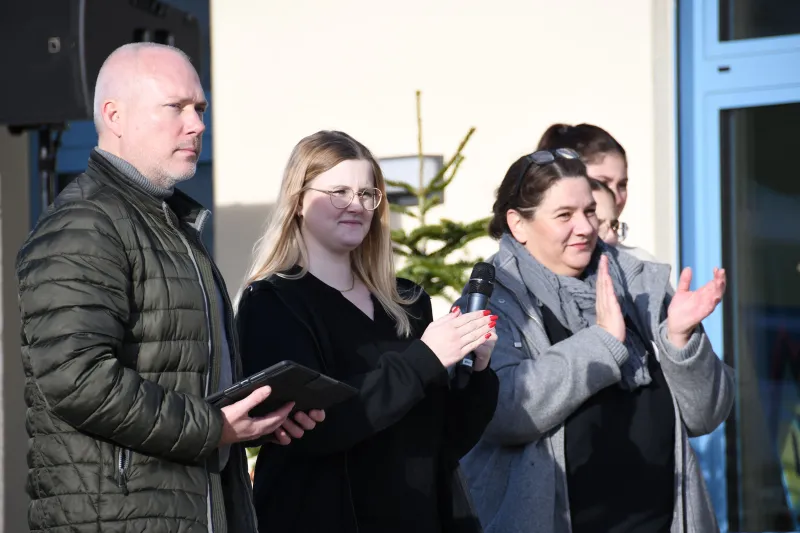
[[27, 0, 215, 254], [678, 1, 800, 531]]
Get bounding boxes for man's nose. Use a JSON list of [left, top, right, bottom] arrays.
[[186, 109, 206, 135]]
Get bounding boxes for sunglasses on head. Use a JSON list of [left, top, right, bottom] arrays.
[[512, 148, 581, 197]]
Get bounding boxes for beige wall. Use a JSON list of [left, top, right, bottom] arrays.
[[210, 0, 678, 308]]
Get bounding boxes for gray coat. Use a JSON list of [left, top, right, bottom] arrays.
[[457, 239, 735, 533]]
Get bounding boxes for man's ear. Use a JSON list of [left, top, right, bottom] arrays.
[[102, 100, 123, 137], [506, 208, 528, 244]]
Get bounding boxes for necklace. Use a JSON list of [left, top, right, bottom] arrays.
[[340, 273, 356, 293]]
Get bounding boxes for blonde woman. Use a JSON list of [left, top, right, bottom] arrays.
[[235, 130, 499, 533]]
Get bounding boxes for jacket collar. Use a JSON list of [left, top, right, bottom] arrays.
[[87, 150, 210, 233], [490, 236, 541, 318]]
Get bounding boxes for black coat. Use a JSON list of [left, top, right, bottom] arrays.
[[236, 274, 499, 533]]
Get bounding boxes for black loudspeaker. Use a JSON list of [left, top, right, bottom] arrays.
[[0, 0, 201, 127]]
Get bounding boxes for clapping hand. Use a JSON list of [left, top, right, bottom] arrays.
[[666, 267, 726, 348], [596, 255, 626, 343], [449, 306, 497, 372], [420, 308, 496, 369]]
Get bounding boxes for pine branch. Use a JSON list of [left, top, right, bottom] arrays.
[[389, 202, 416, 218], [440, 153, 465, 190], [384, 178, 418, 197], [441, 217, 492, 235], [391, 229, 427, 257], [396, 257, 484, 298], [391, 246, 411, 258], [426, 217, 492, 258], [425, 161, 451, 194], [420, 193, 443, 213], [401, 224, 448, 250], [428, 128, 476, 191]]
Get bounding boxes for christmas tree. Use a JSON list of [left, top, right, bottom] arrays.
[[387, 91, 491, 299]]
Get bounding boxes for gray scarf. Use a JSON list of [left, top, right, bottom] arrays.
[[503, 234, 652, 390]]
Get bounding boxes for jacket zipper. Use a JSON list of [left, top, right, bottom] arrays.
[[163, 203, 217, 533], [162, 205, 214, 395], [196, 238, 239, 383], [194, 224, 260, 533], [116, 447, 130, 495]]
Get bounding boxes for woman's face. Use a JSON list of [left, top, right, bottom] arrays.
[[585, 153, 628, 214], [593, 189, 619, 245], [300, 159, 376, 256], [508, 176, 598, 277]]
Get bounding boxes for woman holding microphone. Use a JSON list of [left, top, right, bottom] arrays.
[[236, 130, 499, 533]]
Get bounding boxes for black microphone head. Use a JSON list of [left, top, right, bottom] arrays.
[[467, 262, 495, 297]]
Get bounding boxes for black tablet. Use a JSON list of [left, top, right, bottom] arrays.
[[206, 360, 358, 418]]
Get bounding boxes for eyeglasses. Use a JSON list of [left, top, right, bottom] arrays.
[[599, 218, 629, 242], [512, 148, 581, 197], [616, 220, 628, 242], [305, 187, 383, 211]]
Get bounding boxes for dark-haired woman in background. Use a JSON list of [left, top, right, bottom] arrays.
[[537, 123, 655, 261], [458, 148, 734, 533]]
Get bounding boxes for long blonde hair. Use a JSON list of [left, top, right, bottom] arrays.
[[238, 130, 418, 337]]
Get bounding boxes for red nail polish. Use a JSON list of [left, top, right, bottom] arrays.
[[483, 310, 491, 316], [489, 321, 496, 328], [451, 306, 459, 313], [490, 315, 498, 321], [485, 332, 492, 339]]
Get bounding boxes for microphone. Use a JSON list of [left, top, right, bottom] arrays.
[[454, 262, 496, 389]]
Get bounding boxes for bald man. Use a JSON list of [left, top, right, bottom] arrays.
[[16, 43, 323, 533]]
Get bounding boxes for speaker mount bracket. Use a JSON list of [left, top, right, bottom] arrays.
[[6, 123, 67, 212], [38, 125, 66, 212]]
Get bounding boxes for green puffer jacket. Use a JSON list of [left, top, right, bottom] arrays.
[[16, 151, 257, 533]]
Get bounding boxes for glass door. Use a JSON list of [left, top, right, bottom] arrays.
[[680, 1, 800, 531], [708, 91, 800, 532], [718, 0, 800, 42]]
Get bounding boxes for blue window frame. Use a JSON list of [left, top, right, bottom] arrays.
[[679, 1, 800, 531]]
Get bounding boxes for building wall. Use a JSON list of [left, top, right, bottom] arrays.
[[210, 0, 678, 311], [0, 128, 32, 533]]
